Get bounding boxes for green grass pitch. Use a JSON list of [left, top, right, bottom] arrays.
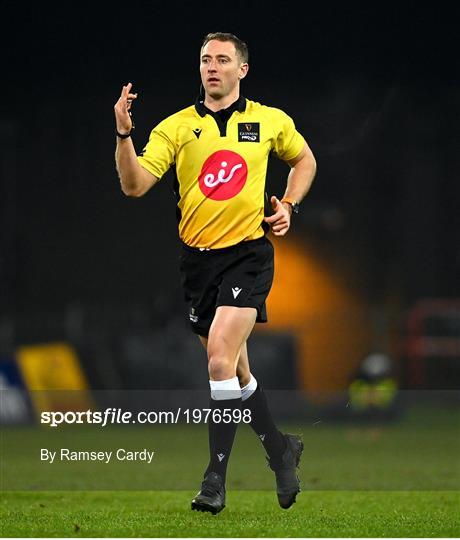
[[2, 490, 459, 537], [1, 404, 459, 537]]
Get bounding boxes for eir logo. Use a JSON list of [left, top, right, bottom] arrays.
[[198, 150, 248, 201]]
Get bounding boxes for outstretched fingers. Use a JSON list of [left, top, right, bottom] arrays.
[[114, 83, 138, 133]]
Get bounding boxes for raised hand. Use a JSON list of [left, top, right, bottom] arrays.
[[114, 82, 138, 135]]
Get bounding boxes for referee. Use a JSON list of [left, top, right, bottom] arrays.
[[114, 32, 316, 514]]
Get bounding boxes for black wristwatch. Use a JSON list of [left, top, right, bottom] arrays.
[[116, 129, 132, 139], [116, 125, 135, 139], [281, 198, 299, 214]]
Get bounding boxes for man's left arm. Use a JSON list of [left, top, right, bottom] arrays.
[[264, 142, 317, 236]]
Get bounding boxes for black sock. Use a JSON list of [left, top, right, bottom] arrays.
[[204, 396, 241, 483], [245, 385, 286, 461]]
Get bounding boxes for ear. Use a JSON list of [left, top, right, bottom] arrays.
[[238, 63, 249, 80]]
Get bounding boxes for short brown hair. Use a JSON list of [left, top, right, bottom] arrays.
[[201, 32, 249, 63]]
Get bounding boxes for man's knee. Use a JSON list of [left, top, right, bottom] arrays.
[[207, 337, 236, 380], [207, 351, 235, 380], [207, 344, 251, 383]]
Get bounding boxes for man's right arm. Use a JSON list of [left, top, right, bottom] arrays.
[[114, 83, 158, 197]]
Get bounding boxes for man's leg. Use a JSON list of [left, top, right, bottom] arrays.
[[197, 336, 303, 509], [236, 343, 287, 461], [199, 337, 292, 464], [204, 306, 256, 479], [191, 305, 256, 514]]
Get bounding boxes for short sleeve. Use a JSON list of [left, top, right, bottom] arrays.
[[137, 120, 176, 180], [271, 109, 306, 161]]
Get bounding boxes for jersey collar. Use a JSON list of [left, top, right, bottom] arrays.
[[195, 95, 246, 118]]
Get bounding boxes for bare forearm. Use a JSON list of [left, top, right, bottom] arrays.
[[114, 83, 157, 197], [115, 137, 155, 197], [284, 146, 317, 203]]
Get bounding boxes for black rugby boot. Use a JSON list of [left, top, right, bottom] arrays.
[[191, 472, 226, 515], [267, 433, 304, 509]]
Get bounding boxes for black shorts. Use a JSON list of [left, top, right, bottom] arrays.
[[179, 236, 275, 337]]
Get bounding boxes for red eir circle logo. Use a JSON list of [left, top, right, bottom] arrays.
[[198, 150, 248, 201]]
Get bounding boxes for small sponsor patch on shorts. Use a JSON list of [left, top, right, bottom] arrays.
[[189, 308, 199, 323]]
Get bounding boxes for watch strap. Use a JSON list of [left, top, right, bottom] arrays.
[[281, 197, 299, 214], [116, 129, 132, 139], [281, 197, 296, 206]]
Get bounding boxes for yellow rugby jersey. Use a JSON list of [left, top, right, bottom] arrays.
[[137, 96, 305, 249]]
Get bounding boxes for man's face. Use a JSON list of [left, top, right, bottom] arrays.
[[200, 40, 248, 99]]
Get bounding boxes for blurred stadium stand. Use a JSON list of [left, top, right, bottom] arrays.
[[0, 303, 299, 391], [403, 299, 460, 390], [1, 298, 458, 399]]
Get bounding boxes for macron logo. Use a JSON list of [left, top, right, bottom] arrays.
[[217, 453, 225, 462], [232, 287, 242, 299], [259, 434, 266, 442]]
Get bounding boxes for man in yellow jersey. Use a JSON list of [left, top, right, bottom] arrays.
[[114, 32, 316, 514]]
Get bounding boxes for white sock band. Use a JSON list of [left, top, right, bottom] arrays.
[[241, 374, 258, 401], [209, 376, 242, 401]]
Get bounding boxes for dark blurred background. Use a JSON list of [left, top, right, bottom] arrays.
[[1, 1, 459, 403]]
